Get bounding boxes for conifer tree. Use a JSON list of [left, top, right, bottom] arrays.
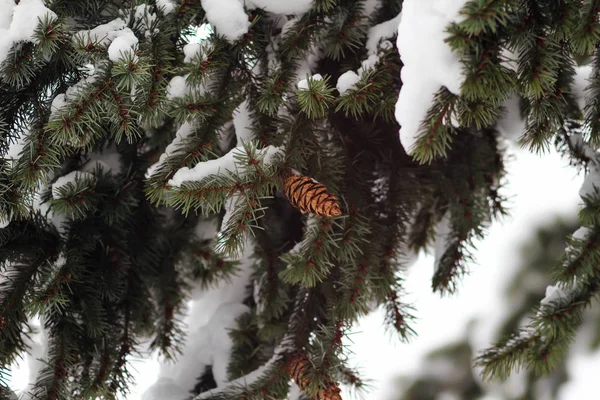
[[1, 0, 600, 400]]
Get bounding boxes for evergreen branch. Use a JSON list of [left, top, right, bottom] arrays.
[[89, 342, 112, 395], [195, 351, 290, 399], [337, 365, 371, 399], [407, 199, 437, 251], [30, 313, 80, 400], [297, 76, 336, 120], [411, 89, 458, 164], [145, 136, 215, 204], [50, 175, 99, 220], [108, 87, 140, 143], [256, 71, 287, 117], [556, 121, 594, 169], [476, 328, 542, 381], [0, 42, 37, 89], [13, 128, 72, 189], [165, 144, 281, 217], [520, 46, 576, 153], [553, 224, 600, 285], [383, 284, 416, 341], [321, 2, 369, 61], [517, 36, 562, 100], [280, 218, 341, 287], [0, 218, 59, 367], [454, 0, 509, 36], [432, 230, 471, 294], [179, 239, 240, 291], [335, 68, 389, 120], [584, 49, 600, 145], [45, 79, 113, 150], [572, 0, 600, 55]]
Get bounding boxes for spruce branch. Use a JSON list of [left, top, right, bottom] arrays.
[[321, 2, 368, 61], [572, 0, 600, 55], [1, 42, 37, 89], [50, 174, 99, 220], [584, 49, 600, 145], [45, 78, 113, 148], [280, 217, 341, 287], [411, 88, 458, 164], [296, 76, 336, 120], [452, 0, 510, 36], [476, 277, 600, 380]]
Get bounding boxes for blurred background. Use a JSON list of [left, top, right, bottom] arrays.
[[345, 143, 592, 400], [7, 143, 593, 400]]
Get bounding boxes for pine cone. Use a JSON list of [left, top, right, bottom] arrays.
[[286, 352, 342, 400], [283, 174, 341, 217]]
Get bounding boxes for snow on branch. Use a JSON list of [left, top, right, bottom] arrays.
[[200, 0, 249, 42], [0, 0, 57, 64], [168, 144, 283, 187], [395, 0, 467, 154]]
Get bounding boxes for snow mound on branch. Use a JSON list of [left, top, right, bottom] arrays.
[[336, 55, 379, 94], [134, 4, 158, 31], [248, 0, 312, 15], [52, 171, 95, 199], [572, 226, 590, 241], [183, 43, 202, 63], [146, 123, 195, 178], [168, 145, 282, 186], [166, 75, 190, 99], [297, 73, 323, 90], [201, 0, 249, 42], [50, 94, 67, 114], [337, 71, 360, 94], [75, 19, 140, 62], [359, 54, 379, 73], [107, 29, 138, 62], [0, 0, 14, 29], [196, 345, 288, 399], [169, 147, 239, 186], [540, 285, 569, 306], [366, 11, 401, 55], [156, 0, 177, 14], [395, 0, 468, 154], [0, 0, 57, 64], [287, 383, 303, 400], [281, 17, 299, 39], [75, 18, 127, 47]]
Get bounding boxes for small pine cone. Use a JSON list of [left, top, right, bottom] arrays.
[[286, 352, 342, 400], [284, 174, 341, 217]]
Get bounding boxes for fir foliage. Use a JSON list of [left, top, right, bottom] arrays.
[[2, 0, 600, 399]]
